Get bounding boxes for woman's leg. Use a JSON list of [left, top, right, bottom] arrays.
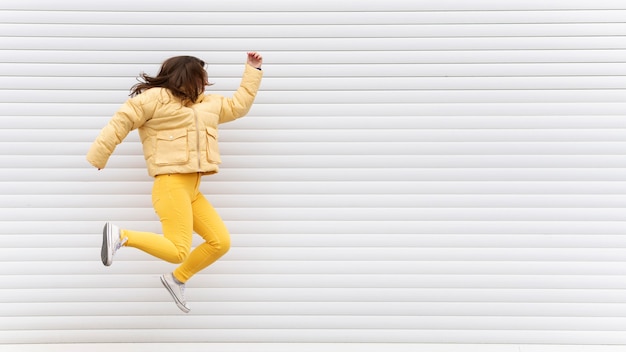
[[173, 192, 231, 283], [122, 174, 195, 263]]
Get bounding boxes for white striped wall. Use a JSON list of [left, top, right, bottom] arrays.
[[1, 0, 626, 350]]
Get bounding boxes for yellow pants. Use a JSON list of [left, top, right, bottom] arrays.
[[121, 173, 230, 283]]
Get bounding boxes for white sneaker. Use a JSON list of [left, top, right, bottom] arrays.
[[101, 222, 126, 266], [160, 273, 191, 313]]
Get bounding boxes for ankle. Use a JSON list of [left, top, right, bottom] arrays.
[[172, 274, 185, 285], [120, 230, 128, 246]]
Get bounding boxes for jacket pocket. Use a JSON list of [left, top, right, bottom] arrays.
[[155, 128, 189, 165], [205, 127, 222, 164]]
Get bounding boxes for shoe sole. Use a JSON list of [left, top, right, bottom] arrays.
[[101, 222, 113, 266], [160, 275, 191, 313]]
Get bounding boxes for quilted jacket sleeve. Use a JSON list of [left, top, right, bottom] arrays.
[[86, 94, 150, 169], [218, 64, 263, 124]]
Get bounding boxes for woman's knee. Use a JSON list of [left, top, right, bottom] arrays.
[[217, 237, 231, 255], [171, 248, 189, 264], [208, 235, 230, 256]]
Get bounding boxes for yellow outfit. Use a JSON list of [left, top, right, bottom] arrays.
[[87, 64, 262, 282], [123, 173, 229, 283]]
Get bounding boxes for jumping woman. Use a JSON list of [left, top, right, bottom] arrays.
[[87, 52, 263, 313]]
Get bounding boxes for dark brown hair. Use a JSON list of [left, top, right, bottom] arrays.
[[130, 56, 211, 104]]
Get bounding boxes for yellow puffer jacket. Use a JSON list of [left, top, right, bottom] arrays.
[[87, 64, 262, 177]]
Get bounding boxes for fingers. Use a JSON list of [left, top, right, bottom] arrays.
[[247, 51, 263, 69], [247, 51, 262, 61]]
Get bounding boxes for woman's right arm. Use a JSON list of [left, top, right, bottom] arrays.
[[86, 95, 149, 170]]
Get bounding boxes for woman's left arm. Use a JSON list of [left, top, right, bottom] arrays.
[[218, 52, 263, 124]]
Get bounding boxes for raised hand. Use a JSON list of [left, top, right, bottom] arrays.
[[247, 52, 263, 69]]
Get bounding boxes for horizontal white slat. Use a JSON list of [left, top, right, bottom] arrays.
[[9, 344, 626, 352], [5, 89, 623, 104], [5, 128, 626, 143], [3, 260, 626, 276], [5, 246, 626, 262], [0, 231, 624, 250], [26, 154, 626, 171], [0, 88, 626, 106], [218, 129, 626, 142], [3, 219, 625, 235], [1, 328, 626, 345], [77, 220, 626, 235], [2, 0, 626, 11], [4, 49, 626, 64], [0, 343, 556, 352], [7, 287, 626, 304], [5, 194, 626, 209], [3, 208, 626, 224], [5, 24, 626, 38], [4, 90, 626, 104], [3, 10, 626, 25], [4, 331, 626, 346], [3, 227, 626, 248], [3, 168, 626, 183], [2, 103, 624, 117], [6, 141, 626, 156], [3, 181, 626, 196], [4, 272, 626, 289], [4, 154, 626, 169], [4, 76, 626, 90], [4, 301, 626, 319], [217, 142, 626, 156], [5, 316, 626, 332], [2, 115, 625, 130], [4, 37, 626, 51], [4, 233, 626, 251], [4, 63, 626, 78], [6, 194, 626, 208]]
